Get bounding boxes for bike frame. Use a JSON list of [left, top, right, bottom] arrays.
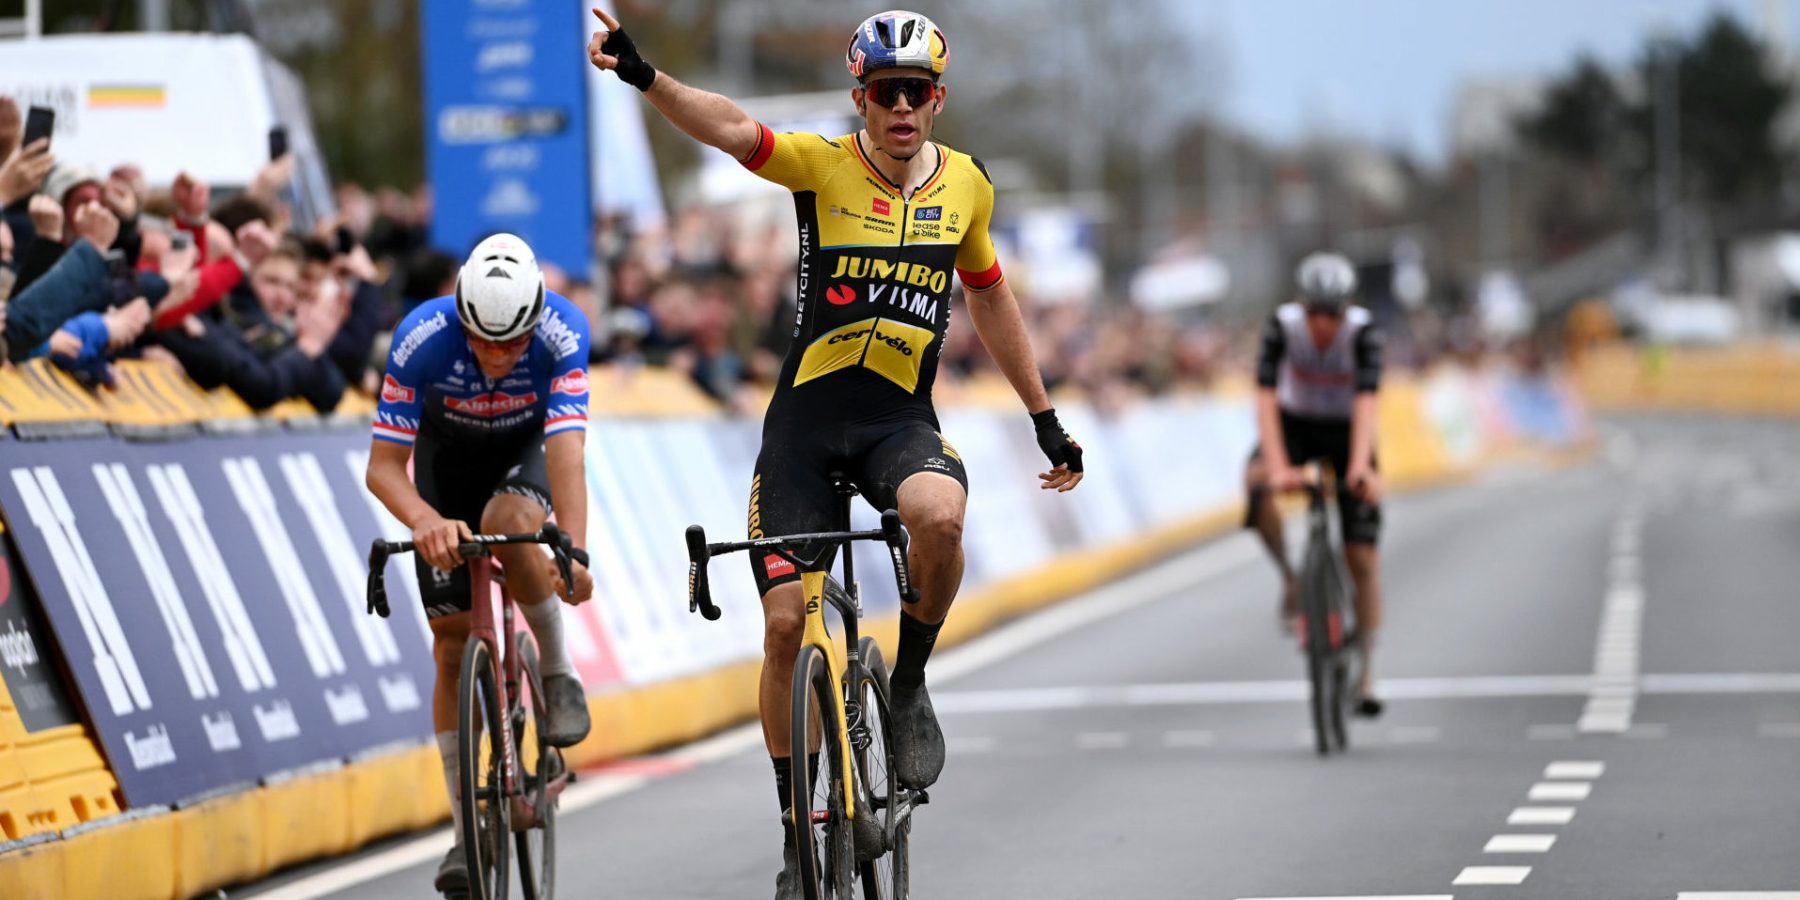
[[366, 528, 577, 830]]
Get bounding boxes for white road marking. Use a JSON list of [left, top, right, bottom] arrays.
[[1076, 731, 1130, 750], [242, 535, 1266, 898], [1508, 806, 1576, 825], [1581, 501, 1647, 734], [1163, 729, 1217, 748], [1757, 722, 1800, 739], [1544, 761, 1605, 779], [1644, 673, 1800, 693], [1453, 865, 1531, 885], [1528, 781, 1592, 801], [1483, 834, 1556, 853]]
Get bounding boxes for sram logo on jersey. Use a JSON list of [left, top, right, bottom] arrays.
[[551, 369, 589, 396], [444, 391, 538, 417], [380, 375, 415, 404], [794, 317, 936, 393]]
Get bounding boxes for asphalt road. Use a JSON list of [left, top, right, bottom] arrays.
[[240, 415, 1800, 900]]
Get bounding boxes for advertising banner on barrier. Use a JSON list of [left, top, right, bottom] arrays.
[[0, 536, 80, 733], [0, 433, 435, 807], [422, 0, 594, 274]]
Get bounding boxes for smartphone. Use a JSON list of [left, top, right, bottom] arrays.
[[267, 125, 289, 160], [23, 106, 54, 149], [334, 225, 356, 255], [170, 231, 194, 252]]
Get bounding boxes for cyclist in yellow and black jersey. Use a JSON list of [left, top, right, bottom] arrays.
[[591, 9, 1084, 897], [738, 123, 1003, 426]]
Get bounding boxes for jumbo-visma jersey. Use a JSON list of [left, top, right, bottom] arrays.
[[741, 124, 1003, 425]]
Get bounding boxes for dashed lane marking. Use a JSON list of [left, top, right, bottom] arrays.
[[1483, 834, 1556, 853], [1528, 781, 1592, 801], [1545, 761, 1605, 779], [1508, 806, 1577, 825], [1453, 866, 1531, 885]]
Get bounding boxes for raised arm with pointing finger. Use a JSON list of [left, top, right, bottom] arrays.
[[586, 8, 760, 161]]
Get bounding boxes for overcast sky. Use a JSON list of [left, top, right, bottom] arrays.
[[1179, 0, 1778, 160]]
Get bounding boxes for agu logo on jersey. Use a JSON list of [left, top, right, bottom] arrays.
[[551, 369, 589, 396], [826, 284, 857, 306], [380, 375, 415, 404], [445, 391, 538, 417], [914, 206, 942, 221]]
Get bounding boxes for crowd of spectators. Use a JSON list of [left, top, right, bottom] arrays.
[[0, 91, 1365, 421]]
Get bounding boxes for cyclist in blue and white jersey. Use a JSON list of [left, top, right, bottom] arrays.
[[364, 233, 594, 897]]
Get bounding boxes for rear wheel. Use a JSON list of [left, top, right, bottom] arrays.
[[792, 643, 853, 899], [459, 638, 512, 899], [513, 633, 557, 900], [854, 638, 908, 899]]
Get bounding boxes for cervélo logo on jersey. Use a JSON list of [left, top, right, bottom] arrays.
[[380, 375, 415, 405], [445, 391, 538, 417]]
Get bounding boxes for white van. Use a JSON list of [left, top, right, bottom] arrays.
[[0, 32, 332, 222]]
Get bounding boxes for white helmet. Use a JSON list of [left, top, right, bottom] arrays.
[[1295, 252, 1358, 309], [456, 233, 545, 341]]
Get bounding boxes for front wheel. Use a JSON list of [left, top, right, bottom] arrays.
[[792, 643, 853, 899], [854, 638, 908, 899], [459, 637, 512, 899], [513, 633, 557, 900], [1299, 541, 1336, 757]]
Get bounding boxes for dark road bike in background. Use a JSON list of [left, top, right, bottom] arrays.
[[1292, 461, 1362, 756]]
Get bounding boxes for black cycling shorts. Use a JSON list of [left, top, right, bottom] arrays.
[[1246, 412, 1382, 545], [411, 432, 552, 618], [747, 418, 968, 596]]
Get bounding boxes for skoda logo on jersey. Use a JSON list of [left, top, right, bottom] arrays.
[[445, 391, 538, 417], [826, 284, 858, 306]]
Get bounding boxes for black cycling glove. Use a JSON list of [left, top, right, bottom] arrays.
[[602, 28, 658, 92], [1031, 408, 1084, 473]]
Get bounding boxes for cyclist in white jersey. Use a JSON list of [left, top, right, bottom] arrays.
[[1244, 252, 1385, 715]]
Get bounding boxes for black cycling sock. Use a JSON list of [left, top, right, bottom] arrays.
[[891, 611, 942, 690], [772, 753, 820, 848]]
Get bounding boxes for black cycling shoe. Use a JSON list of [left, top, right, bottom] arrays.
[[889, 680, 945, 790], [773, 840, 804, 900], [538, 674, 592, 747], [1354, 692, 1385, 718], [434, 844, 469, 899]]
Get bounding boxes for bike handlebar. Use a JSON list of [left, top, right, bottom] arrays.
[[684, 509, 917, 621], [365, 524, 578, 619]]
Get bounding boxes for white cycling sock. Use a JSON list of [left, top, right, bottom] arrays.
[[437, 731, 462, 841], [521, 597, 577, 680]]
